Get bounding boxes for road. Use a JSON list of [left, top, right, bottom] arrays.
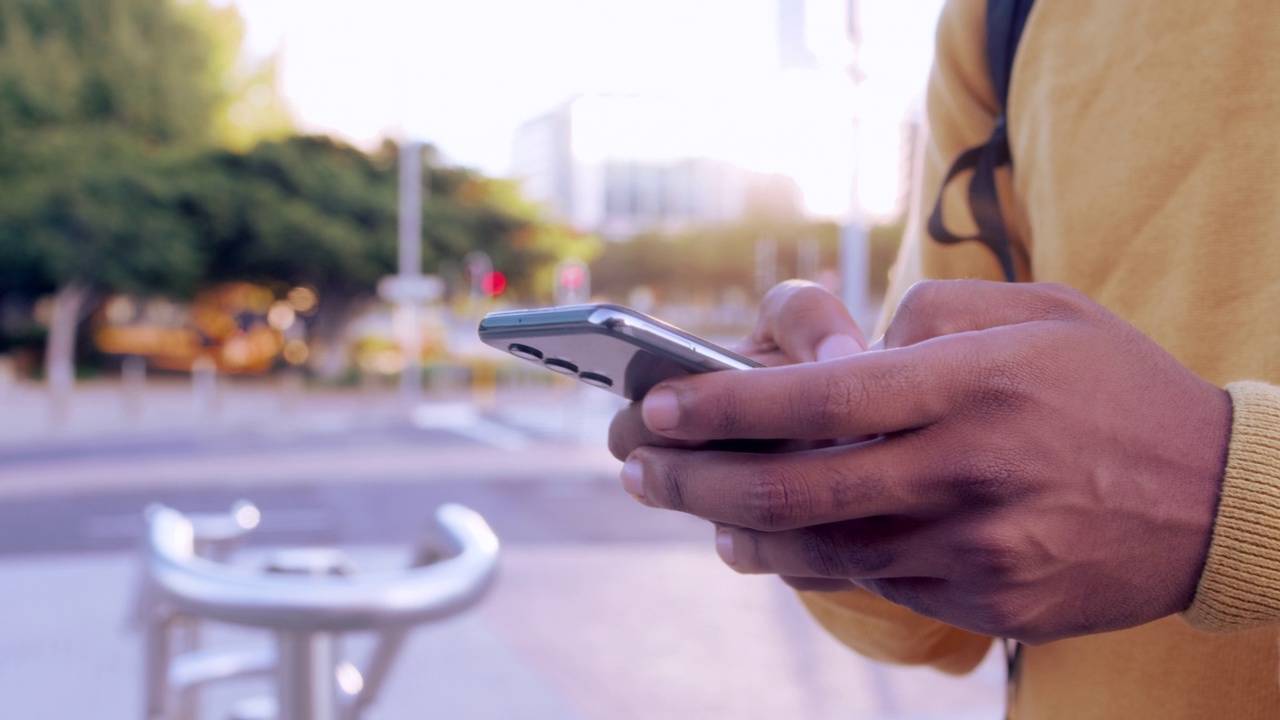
[[0, 424, 709, 557]]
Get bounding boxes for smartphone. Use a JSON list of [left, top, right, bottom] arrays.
[[478, 303, 762, 400]]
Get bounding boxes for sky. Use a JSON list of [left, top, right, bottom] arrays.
[[228, 0, 945, 217]]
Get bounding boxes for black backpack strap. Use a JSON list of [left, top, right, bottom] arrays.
[[927, 0, 1036, 282]]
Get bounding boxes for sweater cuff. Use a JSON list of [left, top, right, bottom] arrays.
[[1183, 381, 1280, 632]]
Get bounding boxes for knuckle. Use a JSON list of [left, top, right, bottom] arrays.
[[899, 279, 947, 311], [705, 390, 750, 436], [947, 447, 1026, 508], [799, 528, 848, 578], [1023, 282, 1090, 321], [825, 468, 881, 515], [892, 279, 1046, 347], [781, 282, 835, 318], [646, 455, 689, 512], [795, 373, 866, 430], [841, 539, 895, 576], [965, 350, 1035, 419], [764, 278, 814, 304], [759, 280, 818, 326], [744, 467, 809, 530], [889, 281, 949, 344]]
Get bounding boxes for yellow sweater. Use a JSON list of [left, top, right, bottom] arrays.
[[801, 0, 1280, 717]]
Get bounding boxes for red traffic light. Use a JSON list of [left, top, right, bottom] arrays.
[[558, 264, 586, 291], [481, 271, 507, 297]]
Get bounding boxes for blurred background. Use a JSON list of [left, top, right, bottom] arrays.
[[0, 0, 1006, 717]]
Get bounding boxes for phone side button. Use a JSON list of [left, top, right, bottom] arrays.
[[543, 358, 579, 375], [509, 343, 544, 362], [578, 372, 613, 389]]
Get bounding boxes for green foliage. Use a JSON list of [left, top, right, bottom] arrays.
[[0, 0, 224, 144], [0, 0, 595, 339], [0, 0, 236, 307], [0, 130, 203, 296], [177, 137, 598, 304], [177, 135, 398, 299]]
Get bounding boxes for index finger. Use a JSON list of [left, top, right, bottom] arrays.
[[641, 338, 974, 441], [742, 281, 867, 363]]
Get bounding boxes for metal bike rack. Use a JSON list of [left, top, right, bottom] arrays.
[[140, 502, 500, 720]]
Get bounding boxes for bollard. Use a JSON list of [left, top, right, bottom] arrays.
[[471, 359, 497, 414], [142, 503, 499, 720], [138, 501, 261, 720], [191, 355, 219, 420], [123, 355, 146, 420], [0, 354, 13, 396], [279, 368, 304, 416], [265, 549, 353, 720]]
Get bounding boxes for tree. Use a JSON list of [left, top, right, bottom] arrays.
[[0, 0, 227, 144], [0, 0, 597, 387], [0, 132, 205, 392], [177, 137, 599, 373], [0, 0, 271, 397]]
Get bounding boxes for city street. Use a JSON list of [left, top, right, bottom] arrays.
[[0, 379, 1005, 719]]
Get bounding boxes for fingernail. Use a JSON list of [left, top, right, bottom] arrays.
[[816, 334, 862, 362], [620, 458, 645, 501], [715, 528, 736, 566], [642, 387, 680, 431]]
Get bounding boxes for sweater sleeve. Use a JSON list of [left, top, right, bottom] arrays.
[[798, 589, 993, 675], [1183, 381, 1280, 631]]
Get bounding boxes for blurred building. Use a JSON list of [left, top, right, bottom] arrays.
[[512, 95, 804, 239], [778, 0, 818, 70], [511, 0, 933, 235]]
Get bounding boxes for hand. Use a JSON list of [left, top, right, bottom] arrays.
[[620, 280, 1232, 644], [607, 280, 867, 460], [608, 281, 868, 592]]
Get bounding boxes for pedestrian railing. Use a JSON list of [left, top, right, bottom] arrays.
[[139, 501, 500, 720]]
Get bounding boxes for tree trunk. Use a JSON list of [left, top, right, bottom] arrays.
[[45, 282, 89, 419], [310, 294, 362, 381]]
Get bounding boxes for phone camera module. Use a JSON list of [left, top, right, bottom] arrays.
[[543, 358, 579, 375], [508, 343, 543, 362], [578, 371, 613, 389]]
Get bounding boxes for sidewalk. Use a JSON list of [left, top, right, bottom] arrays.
[[0, 545, 1006, 720], [0, 374, 625, 454], [0, 376, 523, 448], [0, 378, 625, 502]]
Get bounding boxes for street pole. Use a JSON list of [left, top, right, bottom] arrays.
[[839, 0, 872, 330], [798, 236, 820, 281], [397, 140, 425, 406], [839, 219, 870, 325], [755, 237, 778, 300]]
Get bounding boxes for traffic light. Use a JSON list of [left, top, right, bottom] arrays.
[[554, 259, 590, 305], [558, 264, 585, 291], [481, 271, 507, 297]]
